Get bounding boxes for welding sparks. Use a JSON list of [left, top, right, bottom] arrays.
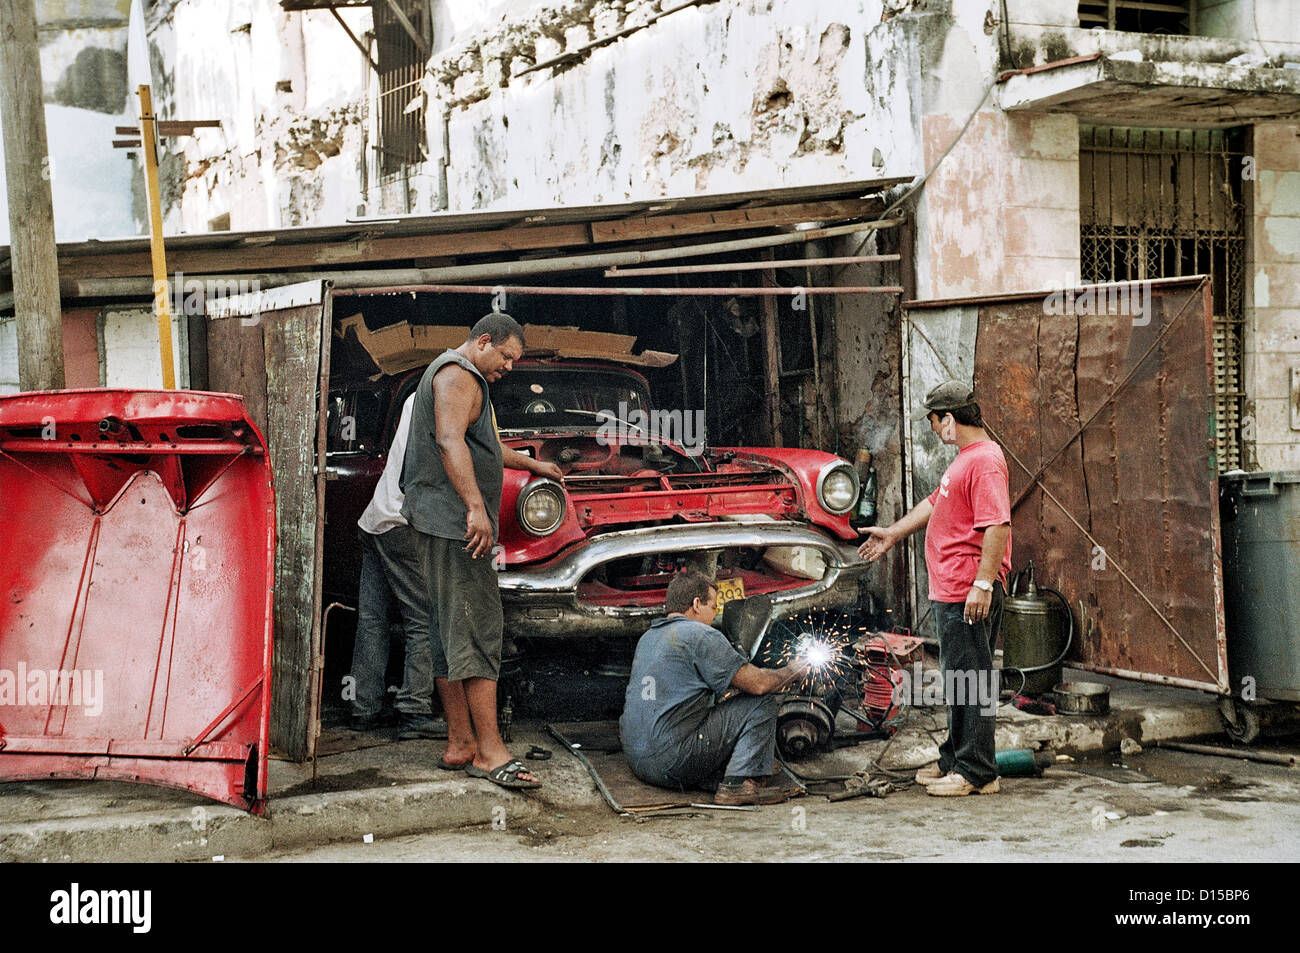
[[762, 608, 870, 694], [788, 630, 852, 693], [797, 638, 836, 671]]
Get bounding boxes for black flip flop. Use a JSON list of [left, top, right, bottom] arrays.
[[438, 758, 470, 771]]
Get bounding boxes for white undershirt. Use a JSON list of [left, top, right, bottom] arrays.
[[357, 394, 415, 536]]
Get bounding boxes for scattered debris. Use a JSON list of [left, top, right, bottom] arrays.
[[1120, 738, 1143, 756]]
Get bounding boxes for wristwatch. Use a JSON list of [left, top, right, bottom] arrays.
[[970, 579, 993, 593]]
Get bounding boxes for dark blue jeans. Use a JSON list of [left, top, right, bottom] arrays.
[[350, 526, 444, 720], [933, 582, 1004, 787]]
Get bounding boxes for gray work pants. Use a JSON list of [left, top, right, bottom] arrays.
[[628, 693, 779, 790], [350, 525, 443, 719]]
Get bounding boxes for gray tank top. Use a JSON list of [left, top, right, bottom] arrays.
[[400, 349, 503, 542]]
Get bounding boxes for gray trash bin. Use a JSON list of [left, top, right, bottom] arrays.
[[1219, 471, 1300, 707]]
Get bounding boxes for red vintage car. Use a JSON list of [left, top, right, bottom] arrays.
[[323, 358, 869, 649]]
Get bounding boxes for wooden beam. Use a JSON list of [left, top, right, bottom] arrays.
[[118, 121, 221, 136], [55, 199, 887, 280], [58, 222, 595, 280], [589, 198, 882, 243], [0, 0, 64, 389]]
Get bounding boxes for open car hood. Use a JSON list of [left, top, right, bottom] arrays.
[[0, 390, 275, 813]]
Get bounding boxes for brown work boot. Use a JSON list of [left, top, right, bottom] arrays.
[[925, 771, 1000, 797], [760, 770, 806, 798], [714, 777, 793, 806]]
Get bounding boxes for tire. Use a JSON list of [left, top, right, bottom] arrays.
[[1218, 696, 1260, 745]]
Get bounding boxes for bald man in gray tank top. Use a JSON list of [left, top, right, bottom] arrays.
[[401, 313, 563, 789]]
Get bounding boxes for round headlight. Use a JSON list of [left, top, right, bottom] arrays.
[[817, 463, 859, 516], [517, 479, 566, 536]]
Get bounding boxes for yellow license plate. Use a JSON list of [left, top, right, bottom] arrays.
[[715, 577, 746, 608]]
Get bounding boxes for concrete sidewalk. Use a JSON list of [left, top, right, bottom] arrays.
[[0, 669, 1227, 862]]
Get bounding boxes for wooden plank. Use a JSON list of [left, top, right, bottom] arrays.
[[206, 301, 325, 761], [307, 295, 333, 762], [58, 223, 595, 280], [261, 302, 325, 763], [206, 315, 267, 435], [589, 199, 883, 244], [57, 199, 885, 281]]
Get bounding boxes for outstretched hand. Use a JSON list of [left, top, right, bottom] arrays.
[[857, 526, 898, 562]]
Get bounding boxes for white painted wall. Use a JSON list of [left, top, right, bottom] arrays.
[[101, 308, 188, 389], [149, 0, 376, 232], [0, 318, 18, 394], [436, 0, 924, 210]]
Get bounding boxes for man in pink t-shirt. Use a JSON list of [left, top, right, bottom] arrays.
[[858, 381, 1012, 797]]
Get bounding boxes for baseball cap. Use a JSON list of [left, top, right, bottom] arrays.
[[914, 380, 975, 420]]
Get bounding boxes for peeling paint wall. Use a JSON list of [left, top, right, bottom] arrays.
[[147, 0, 394, 232], [429, 0, 923, 208]]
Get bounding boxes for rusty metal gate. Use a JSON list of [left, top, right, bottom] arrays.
[[903, 276, 1229, 693]]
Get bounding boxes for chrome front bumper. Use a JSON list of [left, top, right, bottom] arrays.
[[498, 520, 869, 642]]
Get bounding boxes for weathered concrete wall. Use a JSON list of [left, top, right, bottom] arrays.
[[1198, 0, 1299, 45], [0, 0, 135, 244], [147, 0, 410, 232], [829, 231, 909, 611], [429, 0, 928, 209], [917, 108, 1080, 297], [1246, 123, 1300, 470]]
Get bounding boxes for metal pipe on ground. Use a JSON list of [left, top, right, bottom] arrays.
[[0, 217, 903, 310], [1156, 740, 1296, 766]]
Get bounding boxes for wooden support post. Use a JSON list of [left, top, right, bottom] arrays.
[[760, 252, 782, 447], [138, 85, 177, 389], [806, 262, 824, 449], [0, 0, 65, 390]]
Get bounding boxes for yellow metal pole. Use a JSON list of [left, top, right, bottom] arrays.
[[138, 84, 176, 390]]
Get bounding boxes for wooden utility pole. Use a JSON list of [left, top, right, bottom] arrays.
[[0, 0, 65, 390]]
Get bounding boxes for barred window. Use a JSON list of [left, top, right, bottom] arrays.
[[1079, 124, 1248, 471]]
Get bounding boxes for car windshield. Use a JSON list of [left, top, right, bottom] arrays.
[[493, 366, 652, 431]]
